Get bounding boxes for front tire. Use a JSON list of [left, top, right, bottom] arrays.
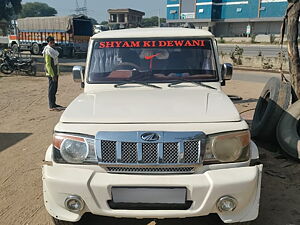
[[0, 63, 14, 74]]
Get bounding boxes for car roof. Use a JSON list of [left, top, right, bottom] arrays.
[[91, 27, 214, 39]]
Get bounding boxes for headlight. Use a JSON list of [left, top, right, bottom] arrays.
[[53, 133, 97, 164], [204, 130, 250, 163]]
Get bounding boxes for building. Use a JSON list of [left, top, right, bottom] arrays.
[[108, 8, 145, 28], [166, 0, 288, 37]]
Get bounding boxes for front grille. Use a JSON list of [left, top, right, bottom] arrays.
[[100, 140, 200, 164], [96, 131, 206, 174]]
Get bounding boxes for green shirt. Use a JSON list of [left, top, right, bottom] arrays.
[[44, 54, 59, 77]]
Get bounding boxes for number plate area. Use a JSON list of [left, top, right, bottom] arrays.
[[111, 187, 187, 204]]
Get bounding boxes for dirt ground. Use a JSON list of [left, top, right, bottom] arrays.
[[0, 73, 299, 225]]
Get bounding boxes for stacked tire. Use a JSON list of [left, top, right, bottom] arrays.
[[251, 77, 300, 160], [251, 77, 291, 141], [277, 100, 300, 159]]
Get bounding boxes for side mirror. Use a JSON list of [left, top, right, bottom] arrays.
[[221, 63, 233, 80], [73, 66, 85, 87]]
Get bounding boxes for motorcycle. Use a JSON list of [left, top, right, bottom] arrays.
[[0, 50, 37, 76]]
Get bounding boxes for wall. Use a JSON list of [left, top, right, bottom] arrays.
[[166, 0, 288, 20], [214, 21, 284, 36], [260, 1, 287, 18], [167, 0, 180, 20]]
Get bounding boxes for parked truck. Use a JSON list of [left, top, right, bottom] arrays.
[[8, 15, 93, 57]]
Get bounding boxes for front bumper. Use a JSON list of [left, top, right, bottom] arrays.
[[43, 162, 262, 223]]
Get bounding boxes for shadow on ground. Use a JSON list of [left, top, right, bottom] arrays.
[[0, 132, 32, 152], [234, 98, 258, 104], [74, 214, 223, 225]]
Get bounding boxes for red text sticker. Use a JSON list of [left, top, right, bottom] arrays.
[[98, 40, 205, 48]]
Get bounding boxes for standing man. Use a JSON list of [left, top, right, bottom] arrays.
[[42, 36, 64, 111]]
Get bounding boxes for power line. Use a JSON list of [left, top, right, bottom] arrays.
[[75, 0, 87, 16]]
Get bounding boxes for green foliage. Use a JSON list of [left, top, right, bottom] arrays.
[[89, 17, 98, 25], [141, 16, 166, 27], [0, 0, 22, 20], [20, 2, 57, 18], [230, 45, 244, 65], [251, 34, 257, 43], [219, 36, 225, 43], [270, 34, 276, 44], [100, 21, 108, 25]]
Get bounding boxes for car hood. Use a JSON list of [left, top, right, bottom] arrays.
[[60, 88, 241, 124]]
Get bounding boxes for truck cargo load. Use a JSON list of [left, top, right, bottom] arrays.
[[9, 15, 93, 57]]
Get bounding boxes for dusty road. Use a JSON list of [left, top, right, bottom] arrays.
[[0, 72, 299, 225]]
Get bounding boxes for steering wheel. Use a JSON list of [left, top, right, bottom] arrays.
[[114, 62, 141, 71]]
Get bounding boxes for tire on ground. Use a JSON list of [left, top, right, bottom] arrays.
[[251, 77, 291, 141], [277, 100, 300, 159]]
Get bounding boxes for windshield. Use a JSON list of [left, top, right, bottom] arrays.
[[88, 38, 218, 83]]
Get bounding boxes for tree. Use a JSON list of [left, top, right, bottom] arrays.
[[284, 0, 300, 98], [89, 17, 98, 25], [0, 0, 22, 21], [100, 21, 108, 25], [20, 2, 57, 18], [141, 16, 166, 27]]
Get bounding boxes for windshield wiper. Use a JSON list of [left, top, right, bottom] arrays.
[[168, 79, 217, 90], [114, 81, 162, 89]]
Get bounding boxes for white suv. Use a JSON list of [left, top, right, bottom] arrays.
[[42, 28, 262, 225]]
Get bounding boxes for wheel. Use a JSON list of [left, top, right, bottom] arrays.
[[68, 48, 75, 58], [251, 77, 291, 142], [277, 100, 300, 159], [52, 217, 76, 225], [0, 63, 14, 74], [11, 44, 19, 54], [25, 65, 37, 76], [31, 43, 40, 55], [56, 47, 63, 58]]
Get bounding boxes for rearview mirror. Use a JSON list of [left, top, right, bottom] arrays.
[[221, 63, 233, 80], [73, 66, 85, 87]]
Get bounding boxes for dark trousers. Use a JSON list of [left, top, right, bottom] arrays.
[[48, 76, 58, 108]]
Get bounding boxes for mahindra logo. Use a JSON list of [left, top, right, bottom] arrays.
[[141, 133, 160, 142]]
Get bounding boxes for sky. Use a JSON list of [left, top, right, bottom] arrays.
[[22, 0, 167, 23]]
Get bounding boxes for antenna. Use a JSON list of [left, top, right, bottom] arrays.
[[75, 0, 87, 16]]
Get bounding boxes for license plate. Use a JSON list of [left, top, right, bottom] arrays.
[[111, 187, 186, 204]]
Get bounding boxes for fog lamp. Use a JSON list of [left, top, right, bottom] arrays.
[[65, 195, 84, 212], [217, 196, 237, 212]]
